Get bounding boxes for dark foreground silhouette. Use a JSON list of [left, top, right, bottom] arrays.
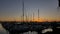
[[0, 21, 60, 34]]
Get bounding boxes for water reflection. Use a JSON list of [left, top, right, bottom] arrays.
[[23, 31, 37, 34], [42, 28, 53, 34]]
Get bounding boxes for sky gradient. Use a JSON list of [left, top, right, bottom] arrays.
[[0, 0, 60, 22]]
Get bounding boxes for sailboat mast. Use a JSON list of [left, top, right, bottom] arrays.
[[26, 14, 27, 22], [33, 12, 34, 21], [38, 9, 39, 21], [22, 0, 24, 22], [58, 0, 60, 7]]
